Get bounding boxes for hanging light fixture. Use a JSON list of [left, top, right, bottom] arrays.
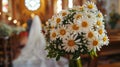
[[8, 16, 12, 21]]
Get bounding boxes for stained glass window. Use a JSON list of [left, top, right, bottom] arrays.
[[25, 0, 40, 11], [2, 0, 8, 13], [57, 0, 62, 13], [68, 0, 73, 8]]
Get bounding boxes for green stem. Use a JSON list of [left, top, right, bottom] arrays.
[[77, 58, 82, 67], [69, 57, 82, 67]]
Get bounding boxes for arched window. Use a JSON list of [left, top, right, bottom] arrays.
[[2, 0, 8, 13], [68, 0, 73, 8], [57, 0, 62, 13], [25, 0, 40, 11]]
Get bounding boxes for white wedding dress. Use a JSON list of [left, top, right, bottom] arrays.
[[13, 15, 68, 67]]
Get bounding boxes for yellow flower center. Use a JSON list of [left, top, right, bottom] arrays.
[[97, 21, 102, 26], [98, 29, 103, 35], [51, 26, 55, 29], [76, 14, 82, 19], [51, 32, 56, 38], [103, 36, 107, 42], [82, 21, 88, 27], [68, 40, 75, 47], [88, 4, 94, 9], [56, 18, 61, 23], [87, 15, 91, 18], [72, 24, 79, 30], [60, 29, 66, 35], [98, 13, 102, 17], [93, 40, 98, 46], [62, 12, 67, 16], [79, 6, 83, 11], [88, 31, 93, 38]]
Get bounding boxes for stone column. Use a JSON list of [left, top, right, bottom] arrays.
[[73, 0, 83, 6], [62, 0, 68, 9], [45, 0, 54, 20]]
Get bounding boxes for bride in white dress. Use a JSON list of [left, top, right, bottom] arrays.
[[13, 15, 68, 67]]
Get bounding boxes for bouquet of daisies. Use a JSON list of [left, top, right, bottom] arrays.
[[45, 1, 109, 61]]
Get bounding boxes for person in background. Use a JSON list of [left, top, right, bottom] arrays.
[[26, 18, 32, 33], [13, 15, 68, 67], [19, 31, 28, 49]]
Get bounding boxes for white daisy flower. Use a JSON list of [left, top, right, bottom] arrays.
[[78, 16, 94, 33], [96, 11, 103, 20], [84, 11, 97, 20], [87, 37, 102, 51], [95, 20, 104, 27], [86, 30, 95, 40], [102, 35, 109, 45], [74, 12, 83, 20], [100, 34, 109, 45], [57, 25, 69, 39], [69, 21, 81, 34], [50, 29, 58, 41], [97, 28, 106, 36], [50, 22, 56, 29], [48, 16, 57, 28], [84, 1, 97, 11], [62, 34, 81, 53], [54, 15, 63, 25], [59, 10, 69, 17]]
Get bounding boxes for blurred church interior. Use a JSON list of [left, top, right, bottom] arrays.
[[0, 0, 120, 67]]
